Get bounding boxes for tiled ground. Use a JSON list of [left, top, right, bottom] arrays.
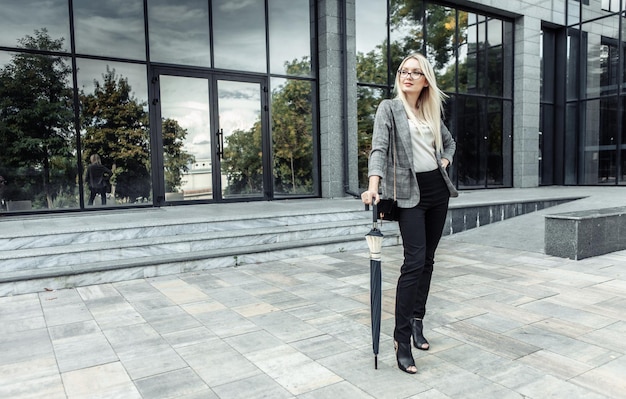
[[1, 236, 625, 399]]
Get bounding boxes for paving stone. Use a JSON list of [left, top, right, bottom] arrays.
[[212, 374, 293, 399], [61, 362, 142, 398], [134, 367, 210, 399], [2, 189, 626, 398]]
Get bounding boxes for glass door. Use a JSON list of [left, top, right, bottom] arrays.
[[214, 78, 267, 200], [152, 70, 268, 203], [158, 74, 213, 201]]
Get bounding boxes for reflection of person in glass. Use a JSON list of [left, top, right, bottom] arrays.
[[361, 53, 458, 374], [85, 154, 112, 206]]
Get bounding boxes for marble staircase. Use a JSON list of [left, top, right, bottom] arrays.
[[0, 202, 400, 296], [0, 193, 579, 297]]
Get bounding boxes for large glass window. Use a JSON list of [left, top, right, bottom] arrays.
[[355, 0, 387, 86], [355, 0, 514, 189], [566, 7, 625, 185], [0, 0, 317, 213], [212, 0, 266, 72], [269, 0, 312, 77], [77, 59, 151, 205], [73, 0, 146, 60], [148, 0, 210, 67], [271, 78, 314, 196], [0, 43, 77, 211], [0, 0, 70, 51]]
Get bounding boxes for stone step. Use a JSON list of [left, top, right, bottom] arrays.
[[0, 217, 398, 271], [0, 195, 578, 297], [0, 209, 369, 251], [0, 231, 400, 295]]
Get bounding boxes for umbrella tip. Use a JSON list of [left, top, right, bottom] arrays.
[[375, 355, 378, 369]]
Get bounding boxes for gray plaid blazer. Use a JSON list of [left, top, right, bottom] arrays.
[[368, 98, 458, 209]]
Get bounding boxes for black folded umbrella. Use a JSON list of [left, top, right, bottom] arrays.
[[365, 202, 383, 369]]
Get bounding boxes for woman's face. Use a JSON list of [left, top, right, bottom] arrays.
[[399, 58, 428, 99]]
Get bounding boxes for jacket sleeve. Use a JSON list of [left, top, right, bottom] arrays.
[[368, 100, 394, 180], [440, 121, 456, 164]]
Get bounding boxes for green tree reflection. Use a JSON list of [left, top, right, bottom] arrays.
[[222, 58, 313, 196], [162, 118, 195, 193], [272, 59, 313, 194], [0, 29, 75, 209], [357, 1, 463, 188], [80, 67, 152, 202]]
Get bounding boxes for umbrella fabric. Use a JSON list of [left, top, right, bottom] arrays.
[[365, 203, 384, 369]]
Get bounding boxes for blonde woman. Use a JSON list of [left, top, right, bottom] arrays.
[[361, 53, 458, 374]]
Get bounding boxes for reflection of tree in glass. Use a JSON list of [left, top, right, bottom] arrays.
[[389, 1, 458, 70], [0, 29, 75, 209], [356, 2, 467, 187], [162, 118, 195, 192], [80, 68, 152, 202], [271, 58, 313, 194], [357, 86, 385, 187], [222, 124, 263, 195], [222, 58, 313, 195]]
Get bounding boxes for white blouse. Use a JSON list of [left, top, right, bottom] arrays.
[[408, 118, 438, 173]]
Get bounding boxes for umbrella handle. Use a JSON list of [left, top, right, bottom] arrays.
[[372, 202, 378, 224]]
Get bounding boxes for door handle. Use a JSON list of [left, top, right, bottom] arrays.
[[216, 128, 224, 159]]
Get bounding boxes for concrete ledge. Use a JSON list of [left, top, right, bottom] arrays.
[[545, 206, 626, 260]]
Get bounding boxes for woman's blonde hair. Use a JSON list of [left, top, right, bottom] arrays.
[[90, 154, 102, 165], [394, 53, 448, 152]]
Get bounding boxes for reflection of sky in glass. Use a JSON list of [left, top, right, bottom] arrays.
[[76, 59, 148, 106], [73, 0, 145, 60], [160, 76, 212, 160], [356, 0, 386, 55], [0, 51, 13, 67], [213, 0, 266, 72], [487, 19, 503, 46], [0, 0, 70, 51], [218, 81, 261, 139], [148, 0, 211, 66], [269, 0, 311, 75]]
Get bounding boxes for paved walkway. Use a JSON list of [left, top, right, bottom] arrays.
[[1, 187, 625, 398]]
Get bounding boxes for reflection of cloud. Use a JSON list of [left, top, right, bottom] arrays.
[[0, 0, 70, 50], [219, 0, 258, 12], [187, 134, 212, 159], [160, 76, 212, 160], [213, 0, 265, 71], [193, 134, 211, 145], [268, 1, 310, 74], [218, 81, 260, 137], [220, 110, 257, 135], [74, 0, 145, 60], [148, 1, 211, 66], [76, 59, 148, 104]]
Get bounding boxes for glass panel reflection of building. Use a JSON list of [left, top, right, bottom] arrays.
[[0, 0, 316, 213], [569, 0, 626, 184], [355, 0, 513, 189]]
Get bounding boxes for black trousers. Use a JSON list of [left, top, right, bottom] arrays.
[[88, 186, 107, 205], [394, 169, 449, 344]]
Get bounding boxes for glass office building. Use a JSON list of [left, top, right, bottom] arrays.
[[0, 0, 624, 215]]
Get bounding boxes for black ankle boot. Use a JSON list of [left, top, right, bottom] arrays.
[[411, 318, 430, 351], [394, 341, 417, 374]]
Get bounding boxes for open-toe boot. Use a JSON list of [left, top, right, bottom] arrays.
[[411, 318, 430, 351], [394, 341, 417, 374]]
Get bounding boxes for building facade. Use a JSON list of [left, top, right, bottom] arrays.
[[0, 0, 624, 215]]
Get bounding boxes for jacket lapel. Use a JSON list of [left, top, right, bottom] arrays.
[[390, 99, 412, 167]]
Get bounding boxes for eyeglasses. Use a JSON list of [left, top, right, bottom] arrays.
[[398, 70, 424, 79]]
